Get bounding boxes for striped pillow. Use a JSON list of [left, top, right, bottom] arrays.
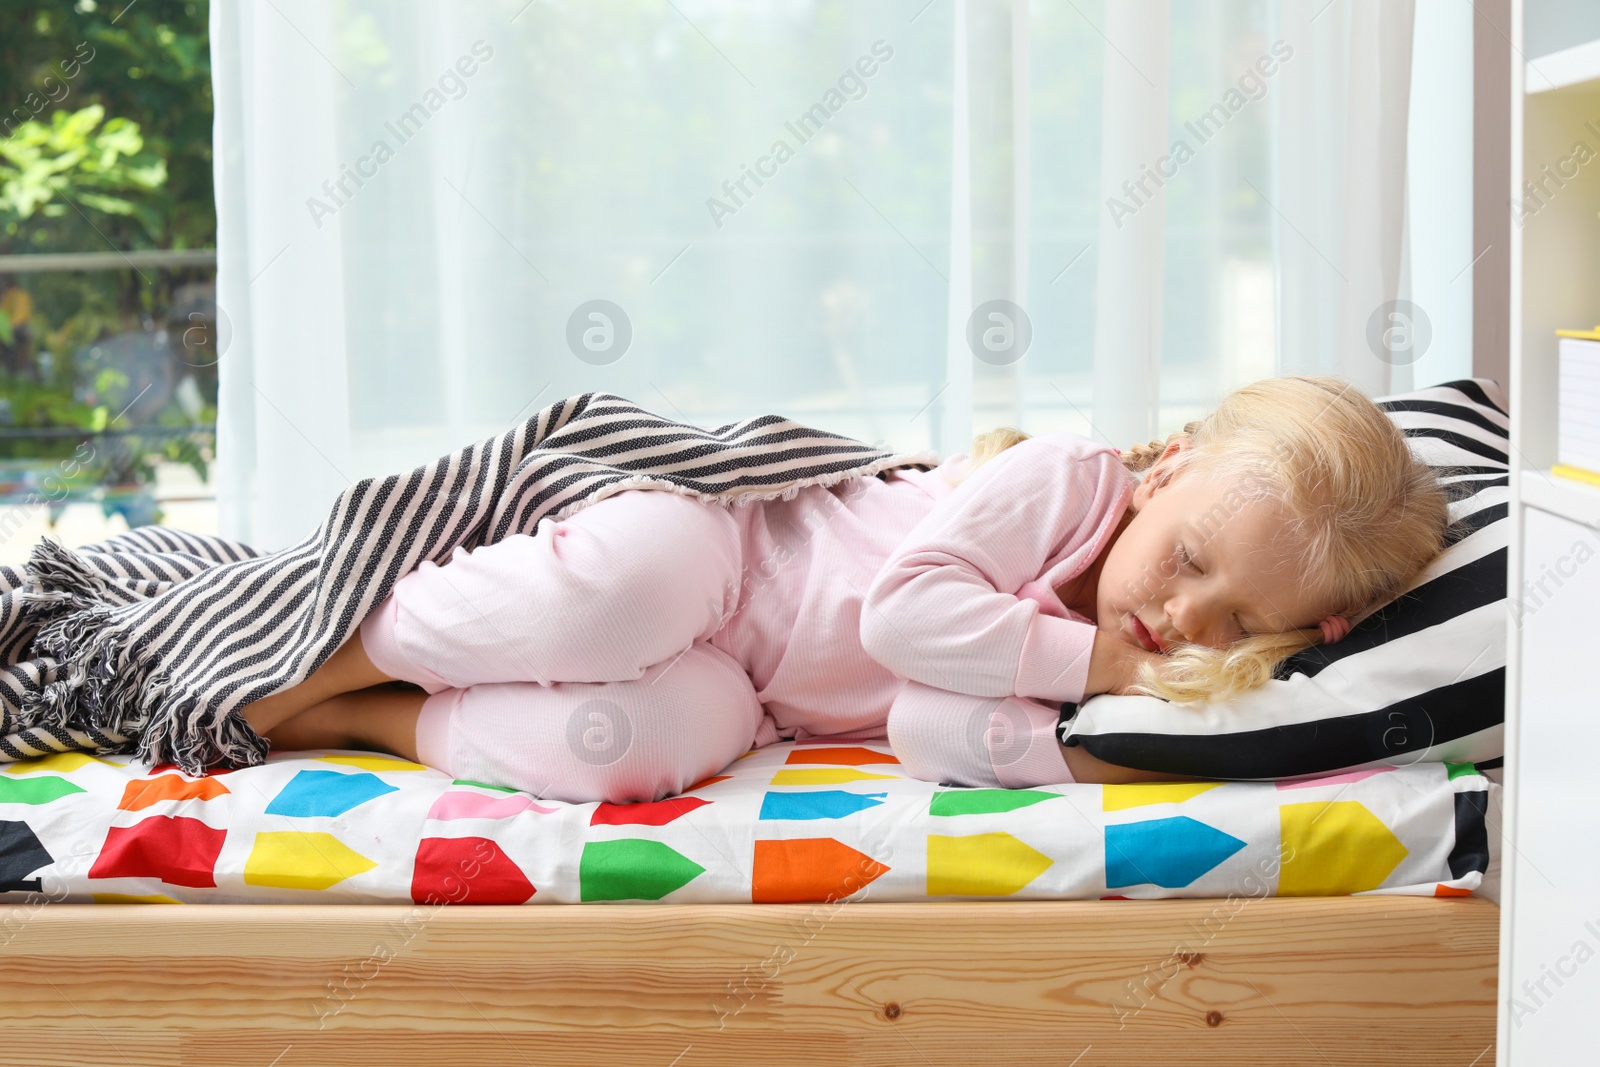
[[1057, 378, 1508, 781]]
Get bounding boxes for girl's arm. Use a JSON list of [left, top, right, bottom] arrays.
[[882, 680, 1205, 789], [1057, 738, 1202, 784], [880, 613, 1183, 788], [860, 432, 1135, 707]]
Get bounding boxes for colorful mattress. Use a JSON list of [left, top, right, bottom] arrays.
[[0, 738, 1500, 906]]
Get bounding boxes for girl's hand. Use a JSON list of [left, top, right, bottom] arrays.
[[1084, 629, 1165, 697]]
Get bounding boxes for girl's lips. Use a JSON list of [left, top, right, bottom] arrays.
[[1129, 614, 1161, 653]]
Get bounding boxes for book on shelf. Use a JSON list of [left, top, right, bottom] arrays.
[[1555, 327, 1600, 482]]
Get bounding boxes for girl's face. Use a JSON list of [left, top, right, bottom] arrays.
[[1093, 440, 1332, 653]]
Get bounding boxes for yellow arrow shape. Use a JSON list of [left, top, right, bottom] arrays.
[[316, 754, 429, 771], [4, 752, 109, 775], [770, 768, 899, 786], [928, 832, 1054, 896], [244, 831, 378, 890], [1102, 781, 1225, 811], [1279, 801, 1409, 895]]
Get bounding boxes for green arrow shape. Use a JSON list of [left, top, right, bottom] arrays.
[[580, 838, 706, 901], [930, 788, 1060, 816], [452, 778, 520, 793], [0, 775, 86, 805]]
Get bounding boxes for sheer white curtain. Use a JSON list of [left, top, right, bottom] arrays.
[[212, 0, 1465, 551], [1273, 0, 1418, 396]]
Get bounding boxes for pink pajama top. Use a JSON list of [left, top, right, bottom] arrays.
[[715, 431, 1137, 786]]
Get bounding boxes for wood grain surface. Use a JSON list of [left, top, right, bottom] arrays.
[[0, 895, 1498, 1066]]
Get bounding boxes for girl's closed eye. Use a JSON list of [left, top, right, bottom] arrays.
[[1179, 541, 1250, 638]]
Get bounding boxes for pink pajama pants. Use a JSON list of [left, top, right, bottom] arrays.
[[357, 488, 763, 804]]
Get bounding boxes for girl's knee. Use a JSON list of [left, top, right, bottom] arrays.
[[641, 643, 762, 739], [438, 642, 763, 804], [614, 644, 763, 792]]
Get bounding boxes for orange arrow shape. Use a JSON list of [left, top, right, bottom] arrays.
[[119, 774, 231, 811], [783, 746, 900, 767], [752, 838, 890, 903]]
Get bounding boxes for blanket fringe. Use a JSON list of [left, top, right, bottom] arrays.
[[17, 536, 269, 774], [541, 449, 944, 526]]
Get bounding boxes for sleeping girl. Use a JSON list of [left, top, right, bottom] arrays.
[[241, 375, 1450, 801]]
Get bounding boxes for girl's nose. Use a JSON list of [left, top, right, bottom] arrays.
[[1162, 600, 1193, 644], [1165, 598, 1215, 647]]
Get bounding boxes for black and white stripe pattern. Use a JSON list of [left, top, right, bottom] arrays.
[[1059, 378, 1510, 781], [1, 392, 938, 775]]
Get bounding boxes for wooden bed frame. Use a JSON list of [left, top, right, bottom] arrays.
[[0, 895, 1498, 1065]]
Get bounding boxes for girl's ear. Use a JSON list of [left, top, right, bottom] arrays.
[[1143, 435, 1193, 494]]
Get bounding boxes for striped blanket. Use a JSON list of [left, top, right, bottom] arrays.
[[0, 393, 939, 775]]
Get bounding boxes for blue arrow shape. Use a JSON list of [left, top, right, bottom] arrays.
[[1105, 816, 1246, 889], [264, 770, 399, 818], [759, 790, 888, 821]]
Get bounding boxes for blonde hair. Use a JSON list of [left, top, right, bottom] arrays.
[[948, 376, 1450, 704]]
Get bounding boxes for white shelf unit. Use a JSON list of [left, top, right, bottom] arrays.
[[1518, 464, 1600, 525], [1501, 11, 1600, 1066]]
